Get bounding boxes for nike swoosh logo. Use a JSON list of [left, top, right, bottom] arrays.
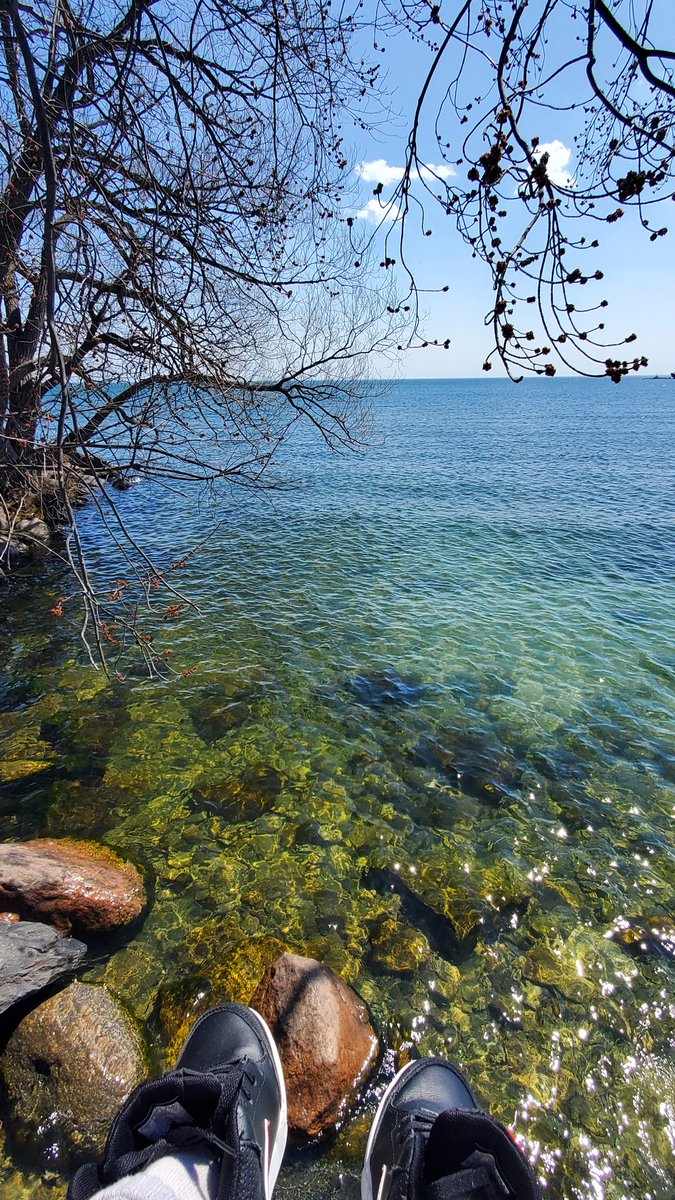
[[376, 1163, 390, 1200]]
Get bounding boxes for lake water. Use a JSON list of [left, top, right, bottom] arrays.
[[1, 378, 674, 1199]]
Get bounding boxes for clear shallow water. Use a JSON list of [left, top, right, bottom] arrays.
[[1, 378, 674, 1198]]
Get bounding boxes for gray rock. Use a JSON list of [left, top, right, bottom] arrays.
[[15, 517, 51, 544], [0, 921, 86, 1014], [0, 982, 145, 1163]]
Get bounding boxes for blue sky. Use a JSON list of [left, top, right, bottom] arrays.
[[346, 9, 675, 379]]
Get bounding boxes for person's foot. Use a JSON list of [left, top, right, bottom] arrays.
[[67, 1002, 287, 1200], [361, 1057, 542, 1200], [177, 1002, 287, 1200]]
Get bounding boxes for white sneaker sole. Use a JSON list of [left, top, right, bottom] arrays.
[[247, 1007, 288, 1200], [360, 1059, 420, 1200]]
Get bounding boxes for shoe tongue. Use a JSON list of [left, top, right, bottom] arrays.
[[423, 1109, 541, 1200], [423, 1150, 510, 1200]]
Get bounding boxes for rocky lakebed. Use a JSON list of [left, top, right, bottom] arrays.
[[0, 650, 673, 1200]]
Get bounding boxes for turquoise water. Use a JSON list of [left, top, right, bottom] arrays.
[[1, 378, 674, 1198]]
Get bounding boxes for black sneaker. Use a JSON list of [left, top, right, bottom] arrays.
[[361, 1057, 542, 1200], [178, 1002, 287, 1200], [67, 1002, 287, 1200]]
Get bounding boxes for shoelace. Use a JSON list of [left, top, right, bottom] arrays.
[[109, 1066, 246, 1181], [67, 1061, 261, 1200], [383, 1110, 438, 1199]]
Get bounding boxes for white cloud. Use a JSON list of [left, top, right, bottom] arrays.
[[355, 159, 455, 186], [533, 139, 575, 188], [355, 197, 402, 223], [356, 159, 406, 186], [418, 163, 455, 180], [352, 158, 455, 221]]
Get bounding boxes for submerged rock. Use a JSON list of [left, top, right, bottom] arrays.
[[0, 712, 55, 783], [0, 983, 145, 1163], [251, 952, 378, 1136], [608, 915, 675, 960], [413, 732, 522, 805], [0, 838, 146, 934], [190, 764, 283, 822], [187, 683, 258, 742], [364, 864, 479, 953], [0, 920, 86, 1014], [347, 669, 426, 708], [369, 915, 431, 974], [158, 928, 289, 1065]]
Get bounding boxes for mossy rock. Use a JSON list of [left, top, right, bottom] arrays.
[[0, 984, 145, 1167], [186, 683, 260, 743], [370, 916, 431, 974], [190, 764, 283, 822], [97, 941, 168, 1022], [0, 758, 53, 783], [55, 661, 111, 703], [0, 714, 54, 782], [46, 780, 123, 839], [104, 697, 205, 794], [476, 859, 532, 913]]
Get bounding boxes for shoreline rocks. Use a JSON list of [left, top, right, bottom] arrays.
[[0, 983, 145, 1163], [0, 920, 86, 1014], [251, 951, 379, 1136], [0, 839, 146, 934]]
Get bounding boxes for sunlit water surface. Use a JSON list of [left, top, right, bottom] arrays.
[[1, 379, 674, 1199]]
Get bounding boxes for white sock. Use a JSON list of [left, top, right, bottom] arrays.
[[87, 1149, 219, 1200]]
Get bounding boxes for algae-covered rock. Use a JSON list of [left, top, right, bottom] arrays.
[[370, 916, 431, 974], [97, 940, 168, 1021], [187, 681, 261, 743], [0, 839, 146, 934], [413, 731, 522, 804], [363, 860, 480, 949], [346, 669, 427, 708], [0, 983, 145, 1163], [51, 660, 110, 704], [191, 764, 283, 822], [103, 696, 205, 794], [251, 952, 379, 1136], [521, 942, 578, 995], [519, 923, 625, 1004], [608, 915, 675, 959], [0, 712, 54, 782]]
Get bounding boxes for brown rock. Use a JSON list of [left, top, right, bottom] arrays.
[[251, 952, 378, 1136], [0, 839, 145, 934], [0, 982, 145, 1163]]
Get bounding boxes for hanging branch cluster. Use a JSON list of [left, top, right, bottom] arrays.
[[0, 0, 401, 669], [373, 0, 674, 379]]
